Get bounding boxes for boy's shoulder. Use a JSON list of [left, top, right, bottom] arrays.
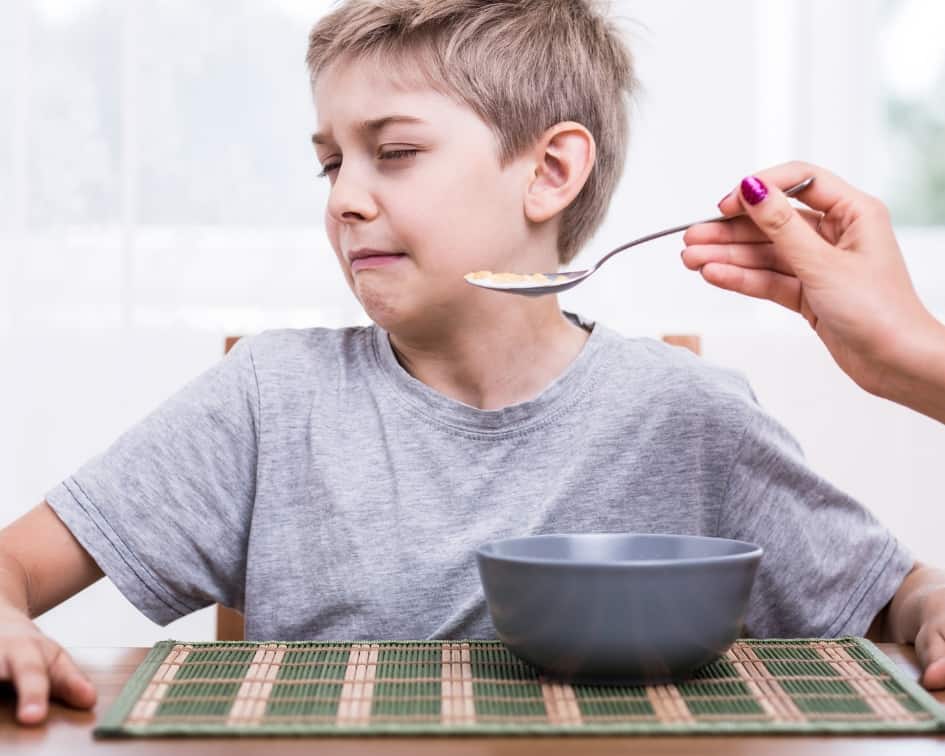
[[594, 323, 758, 417], [597, 323, 748, 388], [219, 326, 381, 405], [239, 325, 376, 367]]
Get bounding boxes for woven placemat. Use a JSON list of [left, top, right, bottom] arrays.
[[95, 637, 945, 737]]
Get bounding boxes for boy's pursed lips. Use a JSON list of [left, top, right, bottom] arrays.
[[347, 247, 407, 272]]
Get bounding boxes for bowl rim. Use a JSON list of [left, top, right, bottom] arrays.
[[476, 532, 763, 568]]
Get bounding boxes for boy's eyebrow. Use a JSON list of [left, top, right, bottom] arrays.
[[311, 115, 428, 146]]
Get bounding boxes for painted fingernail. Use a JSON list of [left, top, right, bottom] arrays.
[[740, 176, 768, 206], [717, 189, 733, 209]]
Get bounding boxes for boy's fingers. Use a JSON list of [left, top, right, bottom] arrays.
[[8, 644, 50, 725], [922, 658, 945, 691], [47, 645, 97, 710], [682, 243, 794, 276], [699, 263, 802, 314], [918, 629, 945, 690]]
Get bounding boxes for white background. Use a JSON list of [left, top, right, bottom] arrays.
[[1, 0, 943, 645]]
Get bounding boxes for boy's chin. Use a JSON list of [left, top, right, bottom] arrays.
[[355, 286, 420, 333], [355, 278, 466, 335]]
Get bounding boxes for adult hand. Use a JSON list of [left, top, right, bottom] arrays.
[[0, 603, 97, 725], [681, 161, 945, 423]]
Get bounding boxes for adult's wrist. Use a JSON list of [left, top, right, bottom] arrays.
[[880, 313, 945, 424]]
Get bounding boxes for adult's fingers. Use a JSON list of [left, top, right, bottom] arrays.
[[699, 263, 803, 314], [47, 644, 97, 710], [682, 242, 795, 276], [716, 160, 864, 218], [683, 209, 823, 247], [8, 642, 50, 725], [732, 175, 837, 278]]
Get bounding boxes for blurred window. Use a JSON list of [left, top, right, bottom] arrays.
[[880, 0, 945, 226], [1, 0, 353, 332], [3, 0, 943, 328]]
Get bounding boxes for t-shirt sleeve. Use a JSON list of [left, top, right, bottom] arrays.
[[717, 403, 914, 638], [45, 337, 260, 626]]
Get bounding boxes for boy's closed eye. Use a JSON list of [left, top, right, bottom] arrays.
[[317, 160, 340, 178], [317, 147, 420, 179]]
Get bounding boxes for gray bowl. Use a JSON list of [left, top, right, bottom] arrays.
[[476, 533, 762, 684]]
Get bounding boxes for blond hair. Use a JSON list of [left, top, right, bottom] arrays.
[[306, 0, 636, 264]]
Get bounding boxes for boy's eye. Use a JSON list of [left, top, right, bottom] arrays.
[[318, 160, 341, 178], [317, 148, 418, 179], [378, 148, 418, 161]]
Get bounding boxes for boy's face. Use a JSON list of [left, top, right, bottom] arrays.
[[312, 56, 541, 333]]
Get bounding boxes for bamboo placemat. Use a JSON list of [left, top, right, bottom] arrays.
[[95, 637, 945, 737]]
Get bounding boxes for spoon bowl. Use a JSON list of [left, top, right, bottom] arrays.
[[466, 269, 591, 297], [465, 176, 814, 296]]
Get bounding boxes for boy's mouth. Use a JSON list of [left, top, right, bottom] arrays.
[[348, 248, 407, 272]]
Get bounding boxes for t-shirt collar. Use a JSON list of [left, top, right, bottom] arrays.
[[371, 312, 605, 434]]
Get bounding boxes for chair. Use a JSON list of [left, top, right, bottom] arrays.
[[661, 333, 702, 356], [213, 331, 700, 640]]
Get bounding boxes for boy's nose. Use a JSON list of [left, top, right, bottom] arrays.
[[326, 168, 379, 224]]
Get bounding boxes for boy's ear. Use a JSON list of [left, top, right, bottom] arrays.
[[524, 121, 596, 225]]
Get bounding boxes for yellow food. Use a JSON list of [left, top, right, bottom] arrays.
[[464, 270, 569, 285]]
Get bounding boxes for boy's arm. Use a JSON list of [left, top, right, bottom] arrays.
[[876, 563, 945, 689], [0, 501, 104, 724]]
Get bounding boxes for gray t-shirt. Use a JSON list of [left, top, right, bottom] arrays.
[[46, 316, 913, 641]]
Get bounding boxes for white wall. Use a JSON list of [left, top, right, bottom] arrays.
[[1, 0, 943, 646]]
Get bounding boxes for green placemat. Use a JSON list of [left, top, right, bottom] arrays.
[[95, 637, 945, 737]]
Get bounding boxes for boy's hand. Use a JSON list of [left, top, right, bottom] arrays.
[[0, 603, 97, 725], [885, 564, 945, 690], [915, 590, 945, 690]]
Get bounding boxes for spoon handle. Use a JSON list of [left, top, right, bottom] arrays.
[[593, 176, 815, 272]]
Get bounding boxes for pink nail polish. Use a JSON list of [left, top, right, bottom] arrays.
[[717, 189, 733, 208], [740, 176, 768, 206]]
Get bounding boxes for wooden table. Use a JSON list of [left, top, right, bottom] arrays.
[[2, 644, 944, 755]]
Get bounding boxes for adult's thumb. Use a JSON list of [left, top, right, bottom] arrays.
[[739, 175, 831, 276]]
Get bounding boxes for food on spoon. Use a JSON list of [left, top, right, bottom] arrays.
[[464, 270, 569, 287]]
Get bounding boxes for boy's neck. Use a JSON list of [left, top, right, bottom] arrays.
[[387, 302, 589, 410]]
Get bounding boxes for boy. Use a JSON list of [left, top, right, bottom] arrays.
[[2, 0, 945, 727]]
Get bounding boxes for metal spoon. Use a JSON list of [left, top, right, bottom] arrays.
[[464, 176, 815, 296]]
